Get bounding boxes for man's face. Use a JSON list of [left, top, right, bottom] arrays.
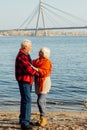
[[26, 44, 32, 53]]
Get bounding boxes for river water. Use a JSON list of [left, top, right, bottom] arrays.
[[0, 36, 87, 111]]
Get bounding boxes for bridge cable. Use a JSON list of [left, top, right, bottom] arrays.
[[42, 5, 77, 27], [18, 5, 39, 29], [43, 2, 87, 24]]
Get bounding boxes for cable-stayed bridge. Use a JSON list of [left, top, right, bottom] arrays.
[[3, 0, 87, 36]]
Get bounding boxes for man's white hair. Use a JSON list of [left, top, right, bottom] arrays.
[[21, 39, 32, 48], [41, 47, 50, 58]]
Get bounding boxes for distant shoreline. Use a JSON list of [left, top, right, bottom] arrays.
[[0, 30, 87, 36]]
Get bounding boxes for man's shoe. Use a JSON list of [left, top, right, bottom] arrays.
[[21, 124, 32, 130], [29, 122, 34, 125]]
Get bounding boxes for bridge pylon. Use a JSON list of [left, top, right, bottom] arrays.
[[35, 0, 46, 36]]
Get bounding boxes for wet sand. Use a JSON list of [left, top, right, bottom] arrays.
[[0, 111, 87, 130]]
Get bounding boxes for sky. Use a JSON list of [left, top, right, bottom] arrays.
[[0, 0, 87, 30]]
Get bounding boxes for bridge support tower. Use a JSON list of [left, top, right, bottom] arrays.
[[35, 0, 46, 36]]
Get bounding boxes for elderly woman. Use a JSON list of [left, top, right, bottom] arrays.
[[31, 47, 52, 126]]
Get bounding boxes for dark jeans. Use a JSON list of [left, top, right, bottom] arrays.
[[37, 94, 46, 116], [18, 81, 32, 126]]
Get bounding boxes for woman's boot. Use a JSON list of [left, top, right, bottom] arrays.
[[40, 116, 47, 126]]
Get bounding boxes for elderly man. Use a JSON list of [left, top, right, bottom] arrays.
[[15, 39, 38, 129]]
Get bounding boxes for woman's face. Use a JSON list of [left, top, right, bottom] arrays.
[[39, 50, 44, 58]]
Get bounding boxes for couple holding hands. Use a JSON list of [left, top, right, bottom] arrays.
[[15, 39, 52, 129]]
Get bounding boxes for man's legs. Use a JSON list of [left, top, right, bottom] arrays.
[[18, 81, 32, 126]]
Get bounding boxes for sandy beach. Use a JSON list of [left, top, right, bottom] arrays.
[[0, 111, 87, 130]]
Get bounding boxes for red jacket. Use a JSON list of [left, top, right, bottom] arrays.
[[15, 49, 38, 85]]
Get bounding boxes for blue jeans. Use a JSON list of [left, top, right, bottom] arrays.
[[37, 94, 46, 116], [18, 81, 32, 126]]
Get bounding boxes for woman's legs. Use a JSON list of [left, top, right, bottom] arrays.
[[37, 94, 47, 126], [37, 94, 46, 116]]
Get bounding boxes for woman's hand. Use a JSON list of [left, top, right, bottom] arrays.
[[30, 63, 38, 71]]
